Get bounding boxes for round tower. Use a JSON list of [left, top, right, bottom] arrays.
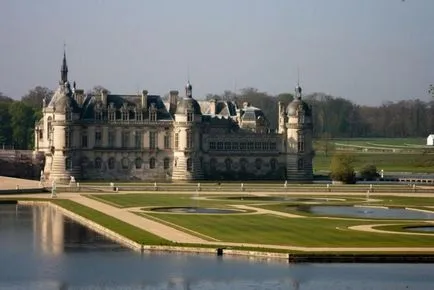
[[171, 81, 204, 181], [44, 52, 81, 183], [285, 84, 313, 181]]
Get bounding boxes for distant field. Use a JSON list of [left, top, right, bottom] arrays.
[[313, 137, 434, 173]]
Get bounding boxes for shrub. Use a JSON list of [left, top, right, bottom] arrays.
[[330, 153, 356, 184], [359, 164, 379, 181]]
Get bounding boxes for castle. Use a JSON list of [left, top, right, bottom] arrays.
[[34, 53, 314, 182]]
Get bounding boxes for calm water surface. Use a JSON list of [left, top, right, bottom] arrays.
[[1, 204, 434, 290]]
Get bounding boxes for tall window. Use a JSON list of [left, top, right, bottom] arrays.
[[108, 111, 115, 121], [65, 158, 72, 170], [122, 131, 130, 148], [121, 110, 128, 121], [150, 111, 157, 122], [186, 131, 193, 149], [95, 131, 102, 146], [297, 133, 305, 153], [174, 133, 179, 149], [149, 132, 157, 149], [108, 131, 115, 147], [47, 117, 52, 140], [81, 133, 88, 148], [149, 157, 156, 169], [95, 110, 103, 120], [186, 158, 192, 172], [65, 129, 70, 148], [135, 110, 142, 121], [164, 134, 171, 149], [108, 157, 115, 170], [121, 157, 129, 169], [134, 131, 142, 148], [163, 158, 170, 169], [187, 111, 193, 122], [135, 158, 142, 169]]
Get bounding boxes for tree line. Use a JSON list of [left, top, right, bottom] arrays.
[[0, 85, 433, 150]]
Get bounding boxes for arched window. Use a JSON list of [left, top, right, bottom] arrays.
[[121, 157, 129, 169], [108, 157, 116, 170], [270, 159, 277, 171], [297, 158, 304, 170], [186, 158, 192, 172], [135, 157, 142, 169], [149, 157, 156, 169], [95, 157, 102, 169], [255, 158, 262, 170], [225, 158, 232, 170], [163, 158, 170, 170]]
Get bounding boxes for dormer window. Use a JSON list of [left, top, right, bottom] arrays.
[[187, 111, 194, 122], [121, 109, 128, 121], [135, 109, 143, 121], [95, 109, 103, 121], [149, 103, 157, 121]]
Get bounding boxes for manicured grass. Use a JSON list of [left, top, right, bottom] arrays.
[[52, 199, 171, 246], [143, 213, 434, 247], [86, 193, 265, 208]]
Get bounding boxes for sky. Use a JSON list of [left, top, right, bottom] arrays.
[[0, 0, 433, 106]]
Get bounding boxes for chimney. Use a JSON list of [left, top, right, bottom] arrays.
[[169, 90, 179, 114], [101, 89, 108, 106], [209, 99, 217, 115], [141, 90, 148, 109], [75, 89, 85, 106]]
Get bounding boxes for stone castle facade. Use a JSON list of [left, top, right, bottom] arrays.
[[34, 53, 314, 182]]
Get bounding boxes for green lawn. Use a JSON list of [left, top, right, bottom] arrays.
[[142, 213, 433, 247]]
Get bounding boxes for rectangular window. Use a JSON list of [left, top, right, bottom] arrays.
[[270, 142, 277, 150], [81, 134, 88, 148], [187, 111, 193, 122], [298, 134, 305, 153], [95, 131, 102, 146], [255, 142, 261, 150], [209, 142, 216, 150], [122, 131, 130, 148], [164, 134, 171, 149], [164, 158, 170, 169], [240, 142, 246, 150], [65, 130, 70, 147], [149, 131, 157, 149], [150, 111, 157, 122], [224, 142, 231, 150], [247, 142, 254, 150], [108, 131, 115, 147], [217, 142, 223, 150], [108, 111, 115, 121], [135, 131, 142, 148], [231, 142, 238, 150], [95, 111, 103, 120], [262, 142, 268, 150], [186, 132, 193, 149], [135, 111, 142, 121], [122, 111, 128, 121], [174, 133, 179, 149]]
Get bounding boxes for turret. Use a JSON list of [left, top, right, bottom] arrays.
[[171, 81, 203, 180], [285, 84, 313, 181]]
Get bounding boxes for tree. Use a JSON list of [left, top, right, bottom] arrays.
[[0, 102, 13, 146], [359, 164, 379, 181], [8, 101, 35, 149], [330, 153, 356, 184], [21, 86, 53, 109], [0, 92, 13, 103], [429, 85, 434, 98]]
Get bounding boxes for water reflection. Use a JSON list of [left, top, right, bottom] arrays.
[[1, 204, 434, 290]]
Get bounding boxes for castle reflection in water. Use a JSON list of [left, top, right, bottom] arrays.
[[31, 205, 116, 255]]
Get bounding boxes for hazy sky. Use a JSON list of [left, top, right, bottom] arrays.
[[1, 0, 433, 105]]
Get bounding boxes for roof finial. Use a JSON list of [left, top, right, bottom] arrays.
[[295, 66, 302, 99], [61, 42, 68, 83]]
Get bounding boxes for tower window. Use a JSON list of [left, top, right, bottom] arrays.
[[174, 133, 179, 149], [135, 157, 142, 169], [186, 131, 193, 149], [95, 131, 102, 146], [81, 133, 88, 148], [297, 133, 305, 153], [187, 111, 193, 122]]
